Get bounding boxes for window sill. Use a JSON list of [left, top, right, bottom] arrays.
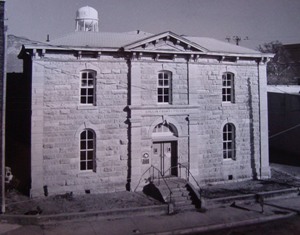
[[77, 105, 98, 110], [223, 158, 236, 163], [77, 170, 96, 176], [221, 102, 235, 106]]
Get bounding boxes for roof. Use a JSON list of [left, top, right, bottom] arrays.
[[49, 31, 153, 49], [184, 36, 259, 54], [22, 30, 271, 57], [267, 85, 300, 94]]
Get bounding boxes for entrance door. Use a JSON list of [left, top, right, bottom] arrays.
[[153, 141, 177, 177]]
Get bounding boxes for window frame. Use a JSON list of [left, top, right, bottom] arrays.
[[80, 129, 96, 172], [80, 70, 96, 105], [157, 71, 172, 104], [222, 72, 234, 103], [223, 123, 236, 160]]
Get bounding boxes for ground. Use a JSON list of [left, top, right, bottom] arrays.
[[4, 164, 300, 215], [201, 167, 300, 198], [5, 191, 162, 215]]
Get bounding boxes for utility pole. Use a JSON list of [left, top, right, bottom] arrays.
[[233, 36, 241, 45], [225, 36, 249, 46]]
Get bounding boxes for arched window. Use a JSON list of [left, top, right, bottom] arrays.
[[80, 70, 96, 105], [222, 72, 234, 103], [80, 129, 96, 171], [223, 123, 236, 159], [157, 71, 172, 104], [152, 122, 177, 138]]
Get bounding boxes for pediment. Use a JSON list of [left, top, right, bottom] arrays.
[[123, 31, 207, 53]]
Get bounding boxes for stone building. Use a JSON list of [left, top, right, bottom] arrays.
[[16, 6, 272, 197]]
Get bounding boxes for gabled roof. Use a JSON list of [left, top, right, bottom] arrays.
[[21, 30, 271, 58], [49, 31, 153, 49], [184, 36, 259, 55], [122, 31, 208, 53]]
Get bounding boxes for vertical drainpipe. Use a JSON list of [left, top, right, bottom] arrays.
[[187, 56, 190, 181], [257, 59, 262, 179]]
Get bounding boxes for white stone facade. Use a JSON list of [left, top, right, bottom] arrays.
[[20, 32, 271, 197]]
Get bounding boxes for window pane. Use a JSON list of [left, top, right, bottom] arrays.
[[158, 88, 163, 95], [158, 80, 163, 86], [81, 131, 86, 139], [81, 89, 87, 96], [164, 73, 168, 79], [164, 96, 169, 103], [87, 140, 93, 149], [80, 141, 86, 149], [87, 131, 93, 139], [80, 162, 86, 170], [164, 88, 169, 95], [88, 88, 93, 95], [87, 151, 93, 160], [82, 73, 87, 79], [81, 79, 87, 86], [87, 97, 94, 104], [158, 96, 162, 103], [158, 73, 163, 79], [80, 151, 86, 160], [87, 161, 93, 170], [164, 79, 169, 86], [88, 72, 94, 78], [88, 79, 94, 86]]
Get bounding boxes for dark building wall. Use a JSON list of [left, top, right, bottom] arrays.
[[268, 92, 300, 165], [0, 0, 6, 212]]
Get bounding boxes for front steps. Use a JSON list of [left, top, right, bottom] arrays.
[[146, 177, 200, 212]]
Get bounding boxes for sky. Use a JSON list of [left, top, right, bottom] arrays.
[[5, 0, 300, 49]]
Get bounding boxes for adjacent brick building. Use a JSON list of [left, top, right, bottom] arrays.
[[16, 6, 272, 197]]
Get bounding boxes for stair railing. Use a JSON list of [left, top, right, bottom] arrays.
[[134, 165, 173, 202], [164, 163, 202, 197]]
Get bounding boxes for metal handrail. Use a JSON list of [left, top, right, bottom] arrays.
[[163, 163, 202, 195], [134, 165, 173, 202]]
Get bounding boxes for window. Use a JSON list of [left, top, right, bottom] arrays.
[[157, 71, 172, 104], [80, 129, 96, 171], [223, 123, 235, 159], [80, 70, 96, 105], [222, 72, 234, 103]]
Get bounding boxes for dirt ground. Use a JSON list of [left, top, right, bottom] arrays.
[[201, 168, 300, 198], [5, 191, 162, 215], [4, 166, 300, 215]]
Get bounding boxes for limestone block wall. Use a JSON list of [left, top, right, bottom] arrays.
[[192, 62, 261, 184], [29, 50, 268, 195], [139, 61, 188, 106], [31, 56, 129, 196]]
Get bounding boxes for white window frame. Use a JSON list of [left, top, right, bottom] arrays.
[[80, 70, 96, 105], [157, 71, 172, 104], [80, 129, 96, 171], [222, 72, 234, 103], [223, 123, 236, 160]]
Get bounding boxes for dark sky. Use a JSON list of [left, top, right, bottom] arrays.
[[5, 0, 300, 49]]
